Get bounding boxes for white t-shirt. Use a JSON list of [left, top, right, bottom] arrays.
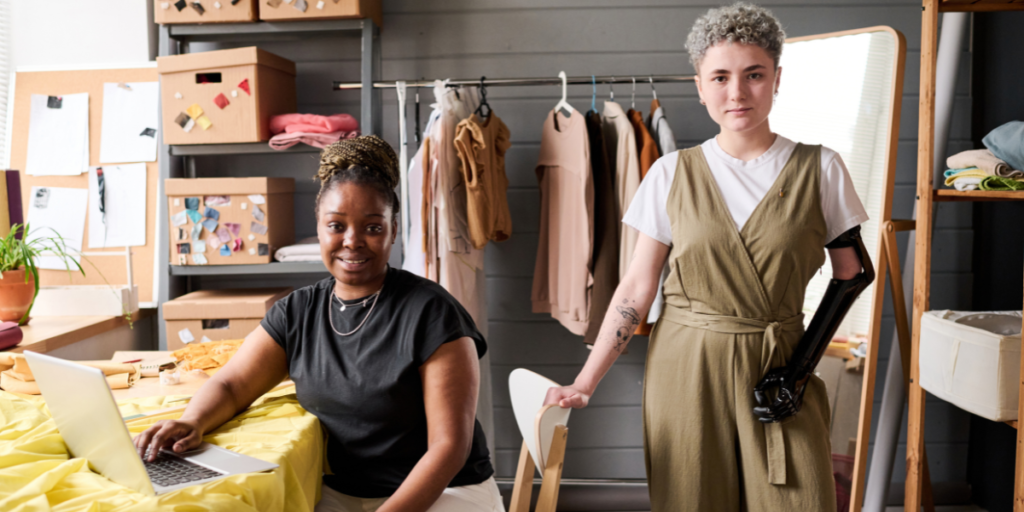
[[623, 135, 869, 247]]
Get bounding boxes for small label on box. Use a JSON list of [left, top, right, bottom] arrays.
[[178, 328, 195, 343]]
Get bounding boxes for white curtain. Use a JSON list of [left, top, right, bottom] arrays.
[[0, 0, 10, 168]]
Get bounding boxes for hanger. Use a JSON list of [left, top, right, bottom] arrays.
[[631, 77, 636, 110], [609, 76, 615, 101], [475, 76, 492, 120], [649, 76, 658, 100], [590, 75, 597, 113], [554, 71, 575, 115]]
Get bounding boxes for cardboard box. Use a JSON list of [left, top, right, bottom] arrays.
[[154, 0, 258, 24], [164, 287, 292, 350], [258, 0, 381, 27], [157, 47, 296, 145], [166, 178, 294, 265]]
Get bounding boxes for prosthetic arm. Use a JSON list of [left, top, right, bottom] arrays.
[[752, 226, 876, 423]]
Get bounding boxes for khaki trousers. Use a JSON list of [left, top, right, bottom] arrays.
[[643, 316, 837, 512]]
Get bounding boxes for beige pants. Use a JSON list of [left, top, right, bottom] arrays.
[[314, 477, 505, 512]]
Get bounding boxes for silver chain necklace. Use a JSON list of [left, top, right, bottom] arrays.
[[328, 281, 384, 337]]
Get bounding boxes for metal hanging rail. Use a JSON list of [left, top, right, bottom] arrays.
[[333, 74, 696, 90]]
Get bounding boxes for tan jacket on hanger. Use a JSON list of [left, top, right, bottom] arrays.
[[454, 113, 513, 250], [602, 101, 641, 281], [532, 109, 594, 335]]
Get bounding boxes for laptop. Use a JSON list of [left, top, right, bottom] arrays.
[[24, 350, 278, 496]]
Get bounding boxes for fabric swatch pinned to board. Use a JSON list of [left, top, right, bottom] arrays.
[[202, 218, 218, 232], [195, 116, 213, 131]]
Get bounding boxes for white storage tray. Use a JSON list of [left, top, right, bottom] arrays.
[[919, 310, 1022, 422]]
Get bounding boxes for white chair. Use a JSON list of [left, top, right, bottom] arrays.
[[508, 369, 571, 512]]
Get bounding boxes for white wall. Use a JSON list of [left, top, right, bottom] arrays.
[[10, 0, 151, 69]]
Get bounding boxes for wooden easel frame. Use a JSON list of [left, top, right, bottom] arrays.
[[510, 404, 569, 512], [881, 219, 936, 512]]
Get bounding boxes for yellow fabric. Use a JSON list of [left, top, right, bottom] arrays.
[[0, 385, 323, 512], [944, 167, 989, 185]]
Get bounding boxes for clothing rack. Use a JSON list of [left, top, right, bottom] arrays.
[[333, 74, 696, 90]]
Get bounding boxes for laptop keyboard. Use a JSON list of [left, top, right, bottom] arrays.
[[144, 453, 223, 487]]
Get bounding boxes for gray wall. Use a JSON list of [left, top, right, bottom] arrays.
[[190, 0, 976, 489]]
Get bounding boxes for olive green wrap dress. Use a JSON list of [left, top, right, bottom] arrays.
[[642, 143, 837, 511]]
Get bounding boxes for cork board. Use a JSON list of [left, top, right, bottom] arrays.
[[7, 66, 159, 305]]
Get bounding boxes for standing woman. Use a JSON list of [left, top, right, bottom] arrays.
[[135, 136, 504, 512], [545, 3, 872, 511]]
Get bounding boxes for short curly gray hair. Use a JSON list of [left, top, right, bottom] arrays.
[[685, 3, 786, 73]]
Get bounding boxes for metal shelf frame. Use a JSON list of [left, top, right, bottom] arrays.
[[155, 19, 380, 349], [169, 142, 320, 156], [170, 261, 328, 276]]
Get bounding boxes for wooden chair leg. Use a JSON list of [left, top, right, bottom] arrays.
[[510, 441, 534, 512], [535, 425, 568, 512]]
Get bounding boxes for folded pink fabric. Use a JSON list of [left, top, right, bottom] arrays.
[[269, 113, 359, 135], [268, 130, 359, 150]]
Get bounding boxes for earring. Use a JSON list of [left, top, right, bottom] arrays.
[[700, 99, 706, 105]]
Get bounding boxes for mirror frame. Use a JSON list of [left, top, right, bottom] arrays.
[[784, 26, 906, 512]]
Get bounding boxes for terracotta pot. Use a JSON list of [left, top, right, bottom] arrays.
[[0, 269, 36, 324]]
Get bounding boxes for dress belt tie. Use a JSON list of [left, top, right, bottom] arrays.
[[660, 307, 805, 486]]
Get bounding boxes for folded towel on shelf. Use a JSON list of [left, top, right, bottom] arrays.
[[947, 149, 1021, 178], [269, 129, 359, 150], [980, 175, 1024, 191], [269, 113, 359, 135], [944, 167, 979, 178], [953, 177, 983, 191], [983, 121, 1024, 172], [944, 167, 989, 186], [275, 236, 321, 262]]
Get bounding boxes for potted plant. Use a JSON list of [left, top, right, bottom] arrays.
[[0, 224, 84, 325]]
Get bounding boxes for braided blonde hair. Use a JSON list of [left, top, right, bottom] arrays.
[[315, 135, 400, 217]]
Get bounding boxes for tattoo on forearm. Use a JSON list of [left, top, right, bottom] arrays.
[[606, 298, 641, 353]]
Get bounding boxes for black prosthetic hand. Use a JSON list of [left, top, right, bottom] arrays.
[[753, 226, 875, 423]]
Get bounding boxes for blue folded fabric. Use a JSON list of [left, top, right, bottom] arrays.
[[983, 121, 1024, 171], [944, 167, 977, 178]]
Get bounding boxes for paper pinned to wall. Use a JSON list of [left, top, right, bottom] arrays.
[[26, 186, 87, 270], [99, 82, 159, 164], [87, 164, 147, 248], [26, 93, 90, 176]]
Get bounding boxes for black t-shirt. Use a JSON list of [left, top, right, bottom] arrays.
[[261, 267, 494, 498]]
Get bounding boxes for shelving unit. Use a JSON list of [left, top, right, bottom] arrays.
[[905, 1, 1024, 510], [155, 19, 380, 349]]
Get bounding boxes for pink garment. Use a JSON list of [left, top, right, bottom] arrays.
[[269, 113, 359, 135], [268, 130, 359, 150]]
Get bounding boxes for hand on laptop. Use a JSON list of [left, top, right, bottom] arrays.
[[134, 420, 203, 462]]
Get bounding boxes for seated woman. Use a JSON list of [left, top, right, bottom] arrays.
[[135, 136, 503, 512]]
